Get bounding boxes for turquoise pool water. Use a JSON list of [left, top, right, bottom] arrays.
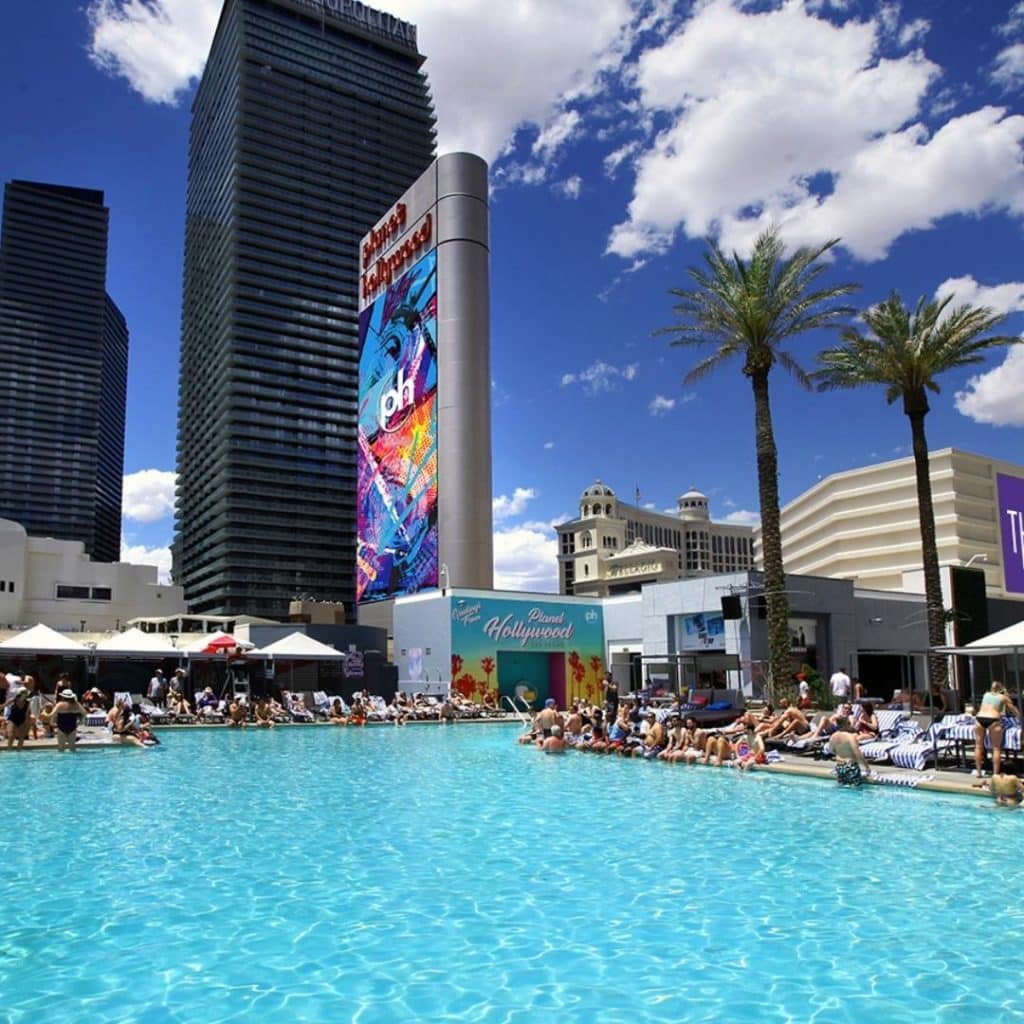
[[1, 725, 1021, 1022]]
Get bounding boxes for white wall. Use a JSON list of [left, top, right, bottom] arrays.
[[0, 518, 185, 630]]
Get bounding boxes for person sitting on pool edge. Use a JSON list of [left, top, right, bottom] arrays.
[[255, 697, 277, 728], [828, 717, 873, 785]]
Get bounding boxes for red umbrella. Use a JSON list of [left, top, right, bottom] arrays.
[[204, 635, 239, 654]]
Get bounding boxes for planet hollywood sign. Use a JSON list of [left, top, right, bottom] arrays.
[[483, 608, 575, 648], [360, 201, 433, 303]]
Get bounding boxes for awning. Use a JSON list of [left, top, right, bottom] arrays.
[[0, 623, 90, 655], [248, 631, 344, 660], [94, 627, 181, 657]]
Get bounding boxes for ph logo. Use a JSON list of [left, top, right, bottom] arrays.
[[378, 367, 416, 431]]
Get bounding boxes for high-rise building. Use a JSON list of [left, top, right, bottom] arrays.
[[0, 180, 128, 562], [555, 481, 756, 597], [176, 0, 435, 619]]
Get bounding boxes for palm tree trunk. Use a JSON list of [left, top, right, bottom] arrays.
[[905, 405, 948, 687], [750, 370, 791, 694]]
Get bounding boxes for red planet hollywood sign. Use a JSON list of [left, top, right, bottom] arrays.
[[360, 201, 433, 304]]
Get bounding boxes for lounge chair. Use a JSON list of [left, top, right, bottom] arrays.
[[888, 718, 958, 771]]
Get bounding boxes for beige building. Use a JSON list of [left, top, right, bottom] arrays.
[[556, 481, 755, 598], [770, 448, 1024, 601], [0, 518, 185, 631]]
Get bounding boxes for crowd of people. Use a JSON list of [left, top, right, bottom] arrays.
[[1, 663, 509, 751], [516, 676, 1024, 805]]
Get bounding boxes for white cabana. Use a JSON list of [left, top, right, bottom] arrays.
[[94, 627, 181, 657], [248, 632, 343, 660], [965, 620, 1024, 652], [0, 623, 89, 655]]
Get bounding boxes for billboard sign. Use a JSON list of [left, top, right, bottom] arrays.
[[681, 612, 725, 651], [997, 473, 1024, 594], [356, 249, 438, 603]]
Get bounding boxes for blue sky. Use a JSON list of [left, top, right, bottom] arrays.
[[3, 0, 1024, 592]]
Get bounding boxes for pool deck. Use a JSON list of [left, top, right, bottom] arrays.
[[0, 720, 1008, 804]]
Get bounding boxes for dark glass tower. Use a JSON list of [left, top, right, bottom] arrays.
[[176, 0, 435, 618], [0, 180, 128, 562]]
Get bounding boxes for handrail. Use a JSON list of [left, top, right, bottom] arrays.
[[502, 695, 531, 726]]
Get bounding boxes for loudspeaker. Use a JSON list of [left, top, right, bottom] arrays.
[[721, 595, 743, 620]]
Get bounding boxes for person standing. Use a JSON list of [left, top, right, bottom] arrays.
[[829, 665, 851, 706], [973, 680, 1020, 778], [148, 668, 166, 708], [602, 671, 619, 719], [5, 688, 32, 749], [52, 689, 86, 752]]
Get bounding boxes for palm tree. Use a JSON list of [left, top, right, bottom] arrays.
[[815, 293, 1018, 684], [656, 227, 858, 693]]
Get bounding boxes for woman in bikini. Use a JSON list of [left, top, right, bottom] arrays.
[[973, 681, 1020, 778]]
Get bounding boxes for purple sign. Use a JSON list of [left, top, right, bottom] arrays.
[[997, 473, 1024, 595]]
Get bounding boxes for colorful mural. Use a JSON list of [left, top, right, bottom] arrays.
[[357, 250, 438, 603], [450, 596, 605, 706]]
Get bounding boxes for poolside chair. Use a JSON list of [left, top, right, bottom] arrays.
[[888, 718, 957, 771], [139, 696, 172, 723]]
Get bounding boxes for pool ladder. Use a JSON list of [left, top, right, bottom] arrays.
[[502, 695, 531, 726]]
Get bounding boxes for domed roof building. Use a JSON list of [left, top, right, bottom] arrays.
[[556, 481, 756, 597]]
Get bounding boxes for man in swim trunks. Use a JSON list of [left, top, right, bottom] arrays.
[[828, 718, 872, 785], [52, 689, 86, 752], [535, 698, 561, 738]]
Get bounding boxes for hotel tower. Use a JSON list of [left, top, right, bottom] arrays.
[[176, 0, 435, 617], [0, 180, 128, 563]]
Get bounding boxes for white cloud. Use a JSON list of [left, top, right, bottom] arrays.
[[86, 0, 636, 168], [607, 0, 1024, 263], [935, 275, 1024, 316], [993, 43, 1024, 89], [493, 487, 537, 521], [898, 18, 930, 47], [543, 441, 555, 450], [604, 140, 639, 177], [493, 524, 558, 592], [561, 360, 639, 394], [120, 542, 173, 584], [649, 394, 675, 415], [122, 469, 176, 523], [555, 175, 583, 199], [87, 0, 221, 105], [723, 509, 760, 526], [954, 343, 1024, 426]]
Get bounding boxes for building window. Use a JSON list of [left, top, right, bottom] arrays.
[[56, 585, 90, 600], [8, 581, 13, 593], [0, 581, 4, 592], [91, 587, 112, 601], [584, 564, 589, 576]]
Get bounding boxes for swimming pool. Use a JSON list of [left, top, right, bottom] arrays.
[[1, 725, 1020, 1022]]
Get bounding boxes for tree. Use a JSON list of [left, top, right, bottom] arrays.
[[815, 292, 1018, 684], [656, 227, 857, 691]]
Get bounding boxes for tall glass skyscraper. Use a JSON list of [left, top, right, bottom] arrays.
[[0, 180, 128, 563], [176, 0, 435, 618]]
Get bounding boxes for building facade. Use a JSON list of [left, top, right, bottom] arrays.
[[771, 448, 1024, 602], [0, 180, 128, 562], [555, 481, 756, 598], [175, 0, 435, 619], [0, 518, 183, 631]]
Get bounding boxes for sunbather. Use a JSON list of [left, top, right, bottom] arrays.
[[254, 698, 276, 728], [765, 706, 810, 740], [855, 704, 879, 740], [973, 681, 1019, 778]]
